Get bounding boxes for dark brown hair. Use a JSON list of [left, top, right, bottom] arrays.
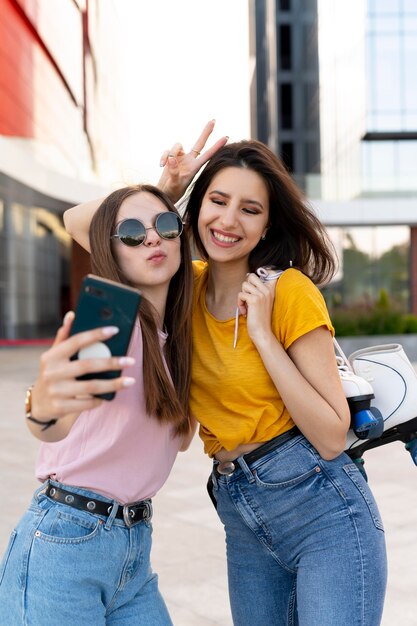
[[184, 140, 336, 285], [89, 184, 193, 436]]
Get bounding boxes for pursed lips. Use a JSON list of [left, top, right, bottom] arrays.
[[147, 249, 167, 262]]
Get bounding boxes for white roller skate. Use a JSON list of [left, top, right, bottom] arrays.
[[335, 340, 417, 480]]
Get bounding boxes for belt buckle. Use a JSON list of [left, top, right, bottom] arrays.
[[216, 461, 236, 476], [142, 500, 153, 522], [123, 504, 136, 527], [122, 500, 152, 527]]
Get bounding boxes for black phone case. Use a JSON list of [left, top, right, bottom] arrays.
[[70, 274, 141, 400]]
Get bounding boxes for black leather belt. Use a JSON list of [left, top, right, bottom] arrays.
[[45, 483, 152, 528], [215, 426, 300, 477]]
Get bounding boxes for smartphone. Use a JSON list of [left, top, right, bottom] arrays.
[[70, 274, 141, 400]]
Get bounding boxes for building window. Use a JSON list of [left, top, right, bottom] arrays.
[[280, 84, 293, 129], [279, 0, 291, 11], [303, 0, 318, 10], [305, 140, 320, 173], [279, 25, 291, 70], [281, 142, 294, 171], [367, 2, 417, 131], [362, 140, 417, 193]]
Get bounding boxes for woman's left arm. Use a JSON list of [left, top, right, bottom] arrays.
[[238, 275, 350, 460]]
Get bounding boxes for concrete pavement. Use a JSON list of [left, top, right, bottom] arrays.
[[0, 346, 416, 625]]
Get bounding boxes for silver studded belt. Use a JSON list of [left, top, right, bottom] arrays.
[[44, 483, 152, 527]]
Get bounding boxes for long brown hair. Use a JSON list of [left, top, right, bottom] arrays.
[[89, 184, 193, 436], [184, 140, 336, 285]]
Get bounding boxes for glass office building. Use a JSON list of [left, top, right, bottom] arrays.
[[249, 0, 417, 314]]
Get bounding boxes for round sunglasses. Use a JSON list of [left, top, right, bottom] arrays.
[[110, 213, 184, 247]]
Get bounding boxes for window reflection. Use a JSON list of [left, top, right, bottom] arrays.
[[367, 2, 417, 131], [369, 0, 401, 14], [362, 141, 417, 192], [403, 0, 417, 13], [323, 226, 410, 313]]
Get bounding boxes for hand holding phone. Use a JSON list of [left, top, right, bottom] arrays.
[[70, 275, 141, 400]]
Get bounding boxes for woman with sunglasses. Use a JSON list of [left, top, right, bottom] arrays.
[[0, 184, 195, 625], [63, 124, 387, 625]]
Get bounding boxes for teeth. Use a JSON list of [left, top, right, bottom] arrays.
[[212, 231, 239, 243]]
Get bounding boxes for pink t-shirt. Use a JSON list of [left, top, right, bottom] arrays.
[[36, 322, 182, 504]]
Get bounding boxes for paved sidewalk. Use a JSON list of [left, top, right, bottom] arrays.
[[0, 346, 416, 625]]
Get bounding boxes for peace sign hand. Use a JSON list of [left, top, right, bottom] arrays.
[[157, 120, 228, 203]]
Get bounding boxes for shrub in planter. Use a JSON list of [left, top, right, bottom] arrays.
[[356, 309, 405, 335], [403, 314, 417, 334], [329, 289, 417, 337]]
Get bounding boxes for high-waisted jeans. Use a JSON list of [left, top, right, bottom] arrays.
[[211, 433, 387, 626], [0, 481, 172, 626]]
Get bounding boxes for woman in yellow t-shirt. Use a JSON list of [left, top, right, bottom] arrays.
[[158, 133, 387, 626]]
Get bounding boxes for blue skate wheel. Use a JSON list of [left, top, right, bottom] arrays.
[[364, 407, 384, 439], [353, 409, 381, 439]]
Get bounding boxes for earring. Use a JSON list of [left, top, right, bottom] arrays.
[[261, 233, 266, 240]]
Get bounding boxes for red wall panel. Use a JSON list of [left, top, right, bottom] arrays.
[[0, 0, 85, 164], [15, 0, 84, 104], [0, 0, 34, 136]]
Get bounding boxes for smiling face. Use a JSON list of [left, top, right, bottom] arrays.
[[197, 166, 270, 268], [112, 191, 181, 294]]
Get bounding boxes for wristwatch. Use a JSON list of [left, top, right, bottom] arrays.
[[25, 386, 57, 431]]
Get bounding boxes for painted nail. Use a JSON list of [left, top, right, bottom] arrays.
[[63, 311, 74, 325], [122, 377, 136, 387], [102, 326, 119, 337], [119, 357, 135, 366]]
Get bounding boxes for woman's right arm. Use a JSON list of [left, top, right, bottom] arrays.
[[28, 312, 136, 443], [63, 198, 105, 252], [157, 119, 228, 203], [238, 274, 350, 460]]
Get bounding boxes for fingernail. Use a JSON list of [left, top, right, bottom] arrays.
[[119, 357, 135, 366], [102, 326, 119, 337], [211, 119, 216, 123], [122, 377, 136, 387], [63, 311, 74, 325]]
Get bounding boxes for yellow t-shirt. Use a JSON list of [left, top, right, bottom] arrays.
[[190, 261, 335, 457]]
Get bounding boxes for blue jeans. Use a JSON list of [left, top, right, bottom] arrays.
[[0, 481, 172, 626], [211, 433, 387, 626]]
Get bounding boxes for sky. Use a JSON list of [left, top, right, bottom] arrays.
[[117, 0, 250, 184]]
